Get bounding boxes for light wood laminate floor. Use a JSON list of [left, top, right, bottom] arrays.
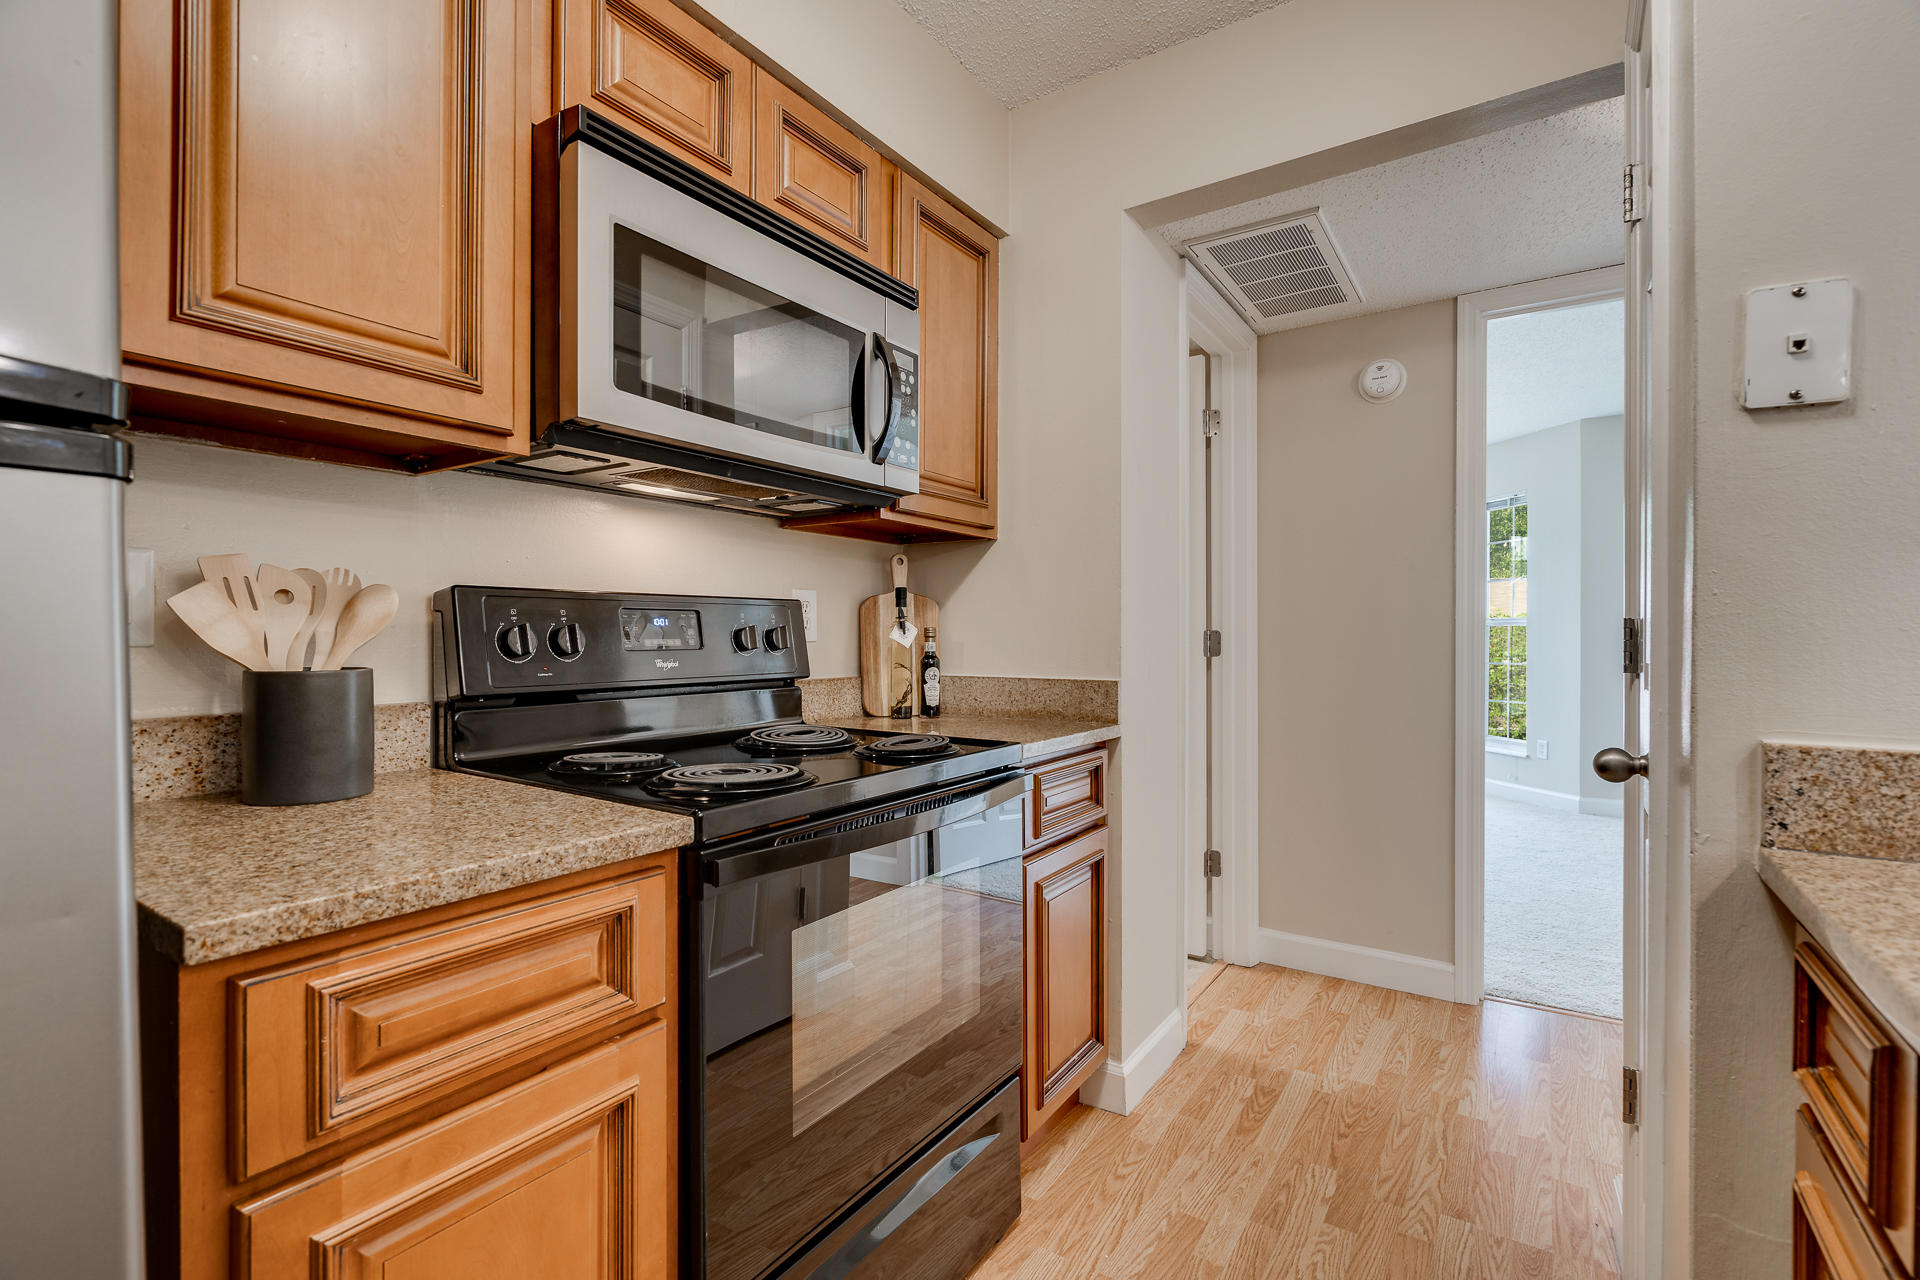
[[975, 964, 1622, 1279]]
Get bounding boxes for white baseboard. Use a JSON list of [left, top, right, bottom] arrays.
[[1485, 778, 1580, 811], [1257, 927, 1458, 1002], [1579, 795, 1626, 819], [1080, 1005, 1186, 1117]]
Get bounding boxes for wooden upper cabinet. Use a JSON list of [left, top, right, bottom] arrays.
[[557, 0, 752, 192], [118, 0, 532, 472], [751, 68, 894, 270]]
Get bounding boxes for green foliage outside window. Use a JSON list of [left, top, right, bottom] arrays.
[[1487, 496, 1528, 742]]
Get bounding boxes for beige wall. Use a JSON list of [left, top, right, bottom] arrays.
[[1255, 300, 1459, 962], [123, 0, 1012, 719], [1684, 0, 1920, 1271]]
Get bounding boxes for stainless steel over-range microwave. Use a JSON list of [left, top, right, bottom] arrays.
[[481, 108, 922, 519]]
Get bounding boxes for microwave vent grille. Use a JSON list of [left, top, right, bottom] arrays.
[[1186, 208, 1362, 326]]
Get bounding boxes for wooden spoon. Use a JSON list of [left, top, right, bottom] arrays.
[[166, 579, 272, 671], [288, 569, 328, 671], [252, 564, 312, 672], [318, 584, 398, 670], [301, 567, 360, 672]]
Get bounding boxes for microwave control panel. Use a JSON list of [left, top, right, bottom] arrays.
[[885, 346, 920, 471]]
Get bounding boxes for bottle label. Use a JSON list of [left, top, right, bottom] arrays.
[[923, 670, 940, 707]]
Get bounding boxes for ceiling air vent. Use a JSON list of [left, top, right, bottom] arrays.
[[1186, 209, 1362, 324]]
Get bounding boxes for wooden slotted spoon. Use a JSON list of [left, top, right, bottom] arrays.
[[252, 565, 312, 672], [167, 580, 273, 671]]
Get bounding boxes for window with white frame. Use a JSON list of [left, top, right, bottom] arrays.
[[1487, 493, 1528, 745]]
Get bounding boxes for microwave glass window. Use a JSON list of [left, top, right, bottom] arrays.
[[613, 226, 865, 456]]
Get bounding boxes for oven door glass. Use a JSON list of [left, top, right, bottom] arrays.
[[700, 794, 1025, 1280], [613, 225, 869, 459]]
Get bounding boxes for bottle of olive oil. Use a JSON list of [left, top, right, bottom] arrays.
[[920, 628, 941, 718]]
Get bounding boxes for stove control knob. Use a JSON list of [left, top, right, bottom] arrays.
[[731, 624, 761, 653], [763, 624, 792, 653], [495, 621, 536, 663], [548, 622, 586, 661]]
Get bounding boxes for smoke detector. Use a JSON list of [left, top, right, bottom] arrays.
[[1186, 209, 1363, 325]]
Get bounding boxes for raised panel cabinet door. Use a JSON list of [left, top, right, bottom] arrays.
[[1022, 828, 1108, 1141], [894, 175, 998, 533], [558, 0, 752, 192], [752, 67, 894, 269], [119, 0, 529, 450], [235, 1028, 674, 1280]]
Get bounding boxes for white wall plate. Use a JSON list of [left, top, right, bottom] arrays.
[[1742, 277, 1853, 408]]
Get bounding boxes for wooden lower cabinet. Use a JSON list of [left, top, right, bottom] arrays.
[[1021, 815, 1109, 1146], [141, 853, 678, 1280]]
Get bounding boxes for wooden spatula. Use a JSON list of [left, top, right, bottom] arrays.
[[166, 579, 272, 671], [300, 567, 360, 672], [252, 564, 312, 672], [318, 584, 398, 671], [197, 553, 269, 664]]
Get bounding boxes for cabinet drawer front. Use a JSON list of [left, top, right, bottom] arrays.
[[1024, 749, 1108, 851], [1796, 1106, 1901, 1280], [1796, 941, 1902, 1215], [236, 1026, 674, 1280], [233, 869, 668, 1178]]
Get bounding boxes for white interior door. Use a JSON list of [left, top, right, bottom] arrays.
[[1186, 351, 1212, 961], [1616, 9, 1659, 1272]]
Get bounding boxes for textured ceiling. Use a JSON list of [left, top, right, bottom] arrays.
[[1486, 298, 1624, 443], [894, 0, 1294, 106], [1160, 97, 1625, 335]]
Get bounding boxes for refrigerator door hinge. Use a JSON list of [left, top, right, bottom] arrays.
[[1623, 617, 1643, 675], [1203, 629, 1222, 659], [1622, 1066, 1641, 1125], [1202, 408, 1222, 438], [1622, 162, 1644, 224], [1204, 849, 1223, 878]]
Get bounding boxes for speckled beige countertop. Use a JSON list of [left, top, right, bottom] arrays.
[[1759, 847, 1920, 1048], [826, 714, 1120, 761], [135, 769, 691, 966]]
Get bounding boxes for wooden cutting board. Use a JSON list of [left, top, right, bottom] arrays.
[[859, 591, 939, 718]]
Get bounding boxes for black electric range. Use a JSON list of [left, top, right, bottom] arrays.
[[432, 587, 1026, 1280]]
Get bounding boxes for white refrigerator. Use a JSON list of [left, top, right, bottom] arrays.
[[0, 0, 146, 1275]]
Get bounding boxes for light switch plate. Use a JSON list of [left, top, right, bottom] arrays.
[[1743, 277, 1853, 408], [127, 547, 155, 647], [791, 589, 819, 642]]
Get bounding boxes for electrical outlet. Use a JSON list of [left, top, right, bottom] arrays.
[[791, 589, 819, 642], [1532, 739, 1549, 760], [126, 547, 155, 647]]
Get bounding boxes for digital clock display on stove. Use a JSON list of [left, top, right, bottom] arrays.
[[620, 608, 702, 651]]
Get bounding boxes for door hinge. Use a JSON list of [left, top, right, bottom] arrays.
[[1622, 617, 1643, 675], [1204, 849, 1222, 877], [1202, 629, 1222, 659], [1202, 408, 1222, 438], [1622, 162, 1644, 225], [1622, 1066, 1641, 1125]]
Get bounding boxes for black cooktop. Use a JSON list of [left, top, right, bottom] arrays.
[[465, 724, 1023, 843]]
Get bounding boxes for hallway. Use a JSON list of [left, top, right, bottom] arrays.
[[975, 965, 1623, 1278]]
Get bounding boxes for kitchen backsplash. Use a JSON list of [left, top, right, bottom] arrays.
[[799, 676, 1118, 722], [1763, 741, 1920, 861]]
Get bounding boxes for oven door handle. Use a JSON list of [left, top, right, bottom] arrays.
[[702, 771, 1028, 885]]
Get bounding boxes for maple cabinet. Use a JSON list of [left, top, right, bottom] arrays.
[[555, 0, 753, 192], [1019, 749, 1111, 1147], [118, 0, 533, 472], [140, 854, 678, 1280], [751, 68, 896, 271]]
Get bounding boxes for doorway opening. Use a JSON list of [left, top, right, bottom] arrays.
[[1478, 287, 1627, 1018]]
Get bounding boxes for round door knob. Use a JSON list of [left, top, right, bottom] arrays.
[[495, 621, 536, 663], [731, 624, 761, 653], [763, 624, 791, 653], [548, 622, 586, 661], [1592, 747, 1649, 783]]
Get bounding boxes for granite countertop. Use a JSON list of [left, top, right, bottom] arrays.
[[135, 769, 692, 966], [1759, 848, 1920, 1047], [826, 714, 1120, 761]]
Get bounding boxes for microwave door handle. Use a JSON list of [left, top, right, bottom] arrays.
[[869, 332, 901, 463], [849, 335, 870, 454]]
